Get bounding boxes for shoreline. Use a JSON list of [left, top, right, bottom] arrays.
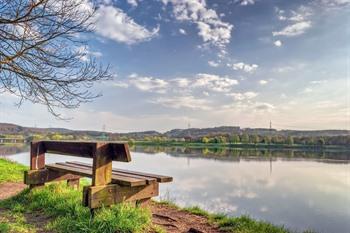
[[132, 141, 350, 151]]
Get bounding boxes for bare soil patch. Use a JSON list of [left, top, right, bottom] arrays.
[[151, 202, 223, 233], [0, 182, 26, 200]]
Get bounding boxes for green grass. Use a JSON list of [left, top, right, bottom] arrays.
[[0, 158, 28, 184], [0, 211, 36, 233], [0, 183, 152, 233], [0, 222, 10, 233]]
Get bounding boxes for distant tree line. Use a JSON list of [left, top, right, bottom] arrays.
[[1, 132, 349, 146], [134, 134, 350, 146], [198, 134, 350, 146]]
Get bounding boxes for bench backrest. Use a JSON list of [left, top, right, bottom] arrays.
[[30, 141, 131, 186]]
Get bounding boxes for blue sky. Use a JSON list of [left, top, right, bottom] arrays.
[[1, 0, 349, 132]]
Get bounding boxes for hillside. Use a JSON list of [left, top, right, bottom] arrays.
[[0, 123, 348, 139]]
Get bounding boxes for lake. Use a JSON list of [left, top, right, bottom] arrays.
[[1, 145, 350, 233]]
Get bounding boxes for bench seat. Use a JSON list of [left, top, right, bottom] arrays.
[[46, 161, 173, 187]]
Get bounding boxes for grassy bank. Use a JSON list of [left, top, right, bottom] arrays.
[[0, 158, 27, 183], [0, 158, 315, 233], [0, 183, 152, 233]]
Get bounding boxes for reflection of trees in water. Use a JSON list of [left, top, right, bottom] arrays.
[[132, 145, 349, 163], [0, 145, 29, 157]]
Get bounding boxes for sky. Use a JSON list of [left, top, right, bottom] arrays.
[[0, 0, 349, 132]]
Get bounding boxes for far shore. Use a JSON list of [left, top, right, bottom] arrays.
[[132, 140, 350, 151]]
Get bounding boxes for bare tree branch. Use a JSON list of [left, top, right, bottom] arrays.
[[0, 0, 111, 118]]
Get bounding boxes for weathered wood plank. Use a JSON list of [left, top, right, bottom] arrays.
[[43, 141, 94, 158], [83, 182, 159, 209], [30, 141, 45, 170], [29, 142, 46, 189], [67, 161, 173, 183], [40, 141, 131, 162], [66, 161, 156, 184], [113, 168, 173, 183], [47, 163, 94, 176], [46, 163, 147, 187], [92, 143, 112, 186], [109, 143, 131, 162], [61, 162, 147, 186], [24, 168, 81, 185]]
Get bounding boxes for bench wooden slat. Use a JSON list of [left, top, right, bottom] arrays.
[[65, 161, 156, 185], [40, 141, 131, 162], [68, 161, 173, 183], [55, 162, 147, 187], [46, 163, 146, 187]]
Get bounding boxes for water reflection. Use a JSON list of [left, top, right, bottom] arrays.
[[0, 144, 29, 157], [2, 145, 350, 233]]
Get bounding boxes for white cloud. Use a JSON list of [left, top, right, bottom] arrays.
[[113, 81, 129, 88], [94, 5, 159, 44], [273, 6, 312, 37], [274, 40, 282, 47], [162, 0, 233, 49], [127, 0, 138, 7], [151, 96, 211, 110], [280, 93, 287, 99], [273, 21, 311, 37], [208, 60, 219, 67], [303, 88, 313, 93], [76, 45, 102, 61], [172, 78, 190, 88], [193, 73, 238, 92], [273, 63, 306, 73], [230, 62, 258, 73], [227, 92, 258, 101], [179, 28, 187, 35], [275, 7, 286, 20], [236, 0, 256, 6], [129, 74, 168, 93], [255, 103, 275, 111], [259, 80, 268, 85], [289, 6, 312, 22], [117, 73, 238, 95], [310, 80, 328, 84], [277, 6, 312, 22], [319, 0, 350, 7]]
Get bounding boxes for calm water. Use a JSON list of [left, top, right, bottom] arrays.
[[2, 145, 350, 233]]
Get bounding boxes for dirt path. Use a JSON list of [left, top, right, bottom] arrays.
[[0, 182, 222, 233], [0, 182, 27, 200]]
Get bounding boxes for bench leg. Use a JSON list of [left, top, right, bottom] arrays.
[[136, 198, 151, 207], [29, 184, 45, 189], [67, 178, 80, 190], [83, 183, 159, 209]]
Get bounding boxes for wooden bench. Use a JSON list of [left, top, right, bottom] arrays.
[[24, 141, 172, 209]]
